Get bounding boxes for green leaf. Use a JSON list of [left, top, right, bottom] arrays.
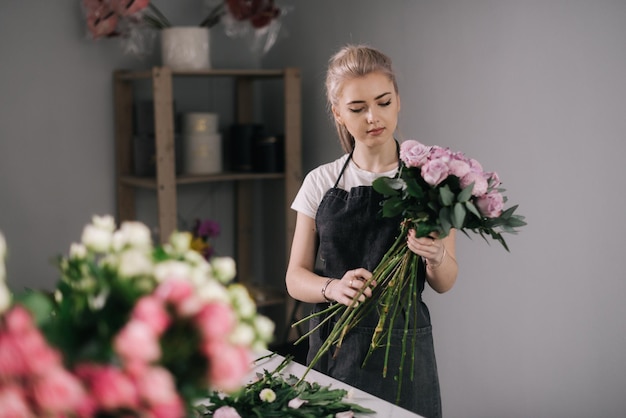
[[439, 184, 454, 206], [465, 200, 481, 218], [404, 177, 425, 199], [439, 207, 453, 234], [13, 291, 54, 327], [452, 202, 466, 229], [373, 177, 404, 196], [381, 196, 405, 218], [457, 182, 474, 203]]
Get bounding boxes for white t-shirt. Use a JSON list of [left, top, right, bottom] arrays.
[[291, 154, 399, 220]]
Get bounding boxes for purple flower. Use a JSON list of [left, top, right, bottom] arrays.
[[196, 219, 220, 238], [400, 140, 430, 168], [421, 158, 450, 186], [476, 191, 505, 218]]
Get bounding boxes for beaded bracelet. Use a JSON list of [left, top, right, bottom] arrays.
[[427, 247, 447, 270], [321, 278, 334, 302]]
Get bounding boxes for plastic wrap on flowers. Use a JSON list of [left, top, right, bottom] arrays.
[[221, 0, 289, 54], [0, 216, 275, 417]]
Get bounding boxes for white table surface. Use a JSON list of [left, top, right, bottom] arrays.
[[248, 350, 424, 418]]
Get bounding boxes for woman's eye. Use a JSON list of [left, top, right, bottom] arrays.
[[349, 108, 364, 113], [379, 100, 392, 107]]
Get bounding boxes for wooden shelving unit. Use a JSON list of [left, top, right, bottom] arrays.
[[113, 67, 302, 329]]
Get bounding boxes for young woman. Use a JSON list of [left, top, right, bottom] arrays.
[[285, 44, 458, 417]]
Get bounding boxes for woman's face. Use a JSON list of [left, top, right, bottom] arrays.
[[332, 71, 400, 148]]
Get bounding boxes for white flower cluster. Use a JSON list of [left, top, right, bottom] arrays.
[[71, 215, 274, 349], [0, 231, 10, 313]]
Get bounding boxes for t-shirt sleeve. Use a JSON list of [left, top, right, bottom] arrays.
[[291, 159, 341, 220], [291, 170, 325, 220]]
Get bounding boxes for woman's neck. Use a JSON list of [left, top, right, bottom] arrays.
[[351, 140, 398, 173]]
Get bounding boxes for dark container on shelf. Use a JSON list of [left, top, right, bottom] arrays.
[[229, 123, 264, 172], [254, 135, 284, 173]]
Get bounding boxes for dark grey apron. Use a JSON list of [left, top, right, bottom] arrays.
[[307, 152, 442, 417]]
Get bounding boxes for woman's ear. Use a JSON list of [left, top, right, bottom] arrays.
[[331, 105, 343, 125]]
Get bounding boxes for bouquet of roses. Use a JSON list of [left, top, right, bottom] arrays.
[[294, 139, 526, 403], [0, 216, 274, 417]]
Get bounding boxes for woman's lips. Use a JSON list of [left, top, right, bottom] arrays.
[[367, 127, 385, 135]]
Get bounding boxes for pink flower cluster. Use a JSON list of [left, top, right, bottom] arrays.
[[0, 278, 253, 417], [82, 0, 150, 39], [399, 140, 505, 218], [0, 306, 90, 417], [116, 278, 252, 393]]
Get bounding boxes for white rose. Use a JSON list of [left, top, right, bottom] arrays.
[[92, 215, 116, 231], [253, 315, 275, 342], [69, 243, 87, 260], [197, 280, 230, 303], [81, 224, 113, 253], [118, 249, 154, 278], [229, 284, 256, 319], [0, 282, 11, 313], [259, 388, 276, 403], [168, 231, 192, 254], [211, 257, 237, 284], [184, 249, 210, 267], [112, 221, 152, 251], [230, 323, 255, 346], [153, 260, 191, 283]]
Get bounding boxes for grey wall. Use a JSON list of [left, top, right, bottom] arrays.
[[1, 1, 625, 417]]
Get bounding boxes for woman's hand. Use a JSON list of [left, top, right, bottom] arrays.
[[406, 229, 445, 266], [326, 268, 376, 307]]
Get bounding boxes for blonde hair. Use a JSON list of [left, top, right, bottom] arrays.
[[325, 44, 399, 153]]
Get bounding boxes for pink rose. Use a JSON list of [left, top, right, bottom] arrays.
[[132, 296, 171, 336], [429, 146, 452, 163], [114, 320, 161, 364], [4, 330, 62, 377], [4, 306, 35, 334], [487, 171, 501, 189], [177, 294, 203, 317], [476, 191, 504, 218], [0, 385, 32, 418], [421, 159, 449, 186], [400, 140, 430, 168], [0, 334, 28, 378], [460, 171, 488, 197], [468, 158, 483, 173], [155, 279, 193, 306], [448, 155, 471, 179], [77, 365, 139, 410], [83, 1, 119, 39], [149, 399, 186, 418], [205, 342, 251, 392], [195, 302, 236, 341], [214, 406, 242, 418], [136, 366, 179, 405], [32, 367, 88, 414]]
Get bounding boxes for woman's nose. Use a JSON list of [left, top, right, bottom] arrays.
[[366, 108, 378, 123]]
